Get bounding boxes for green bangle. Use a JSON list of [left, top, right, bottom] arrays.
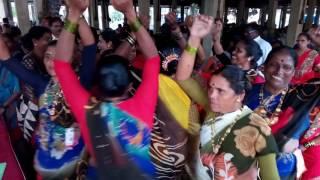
[[185, 44, 198, 55], [64, 19, 78, 34], [129, 18, 142, 32]]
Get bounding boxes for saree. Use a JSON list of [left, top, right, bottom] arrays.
[[300, 105, 320, 179], [197, 106, 279, 180], [291, 50, 320, 84]]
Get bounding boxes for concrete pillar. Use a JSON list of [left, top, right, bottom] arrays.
[[267, 0, 278, 35], [153, 0, 160, 32], [0, 0, 10, 20], [305, 0, 317, 30], [89, 0, 99, 28], [237, 0, 246, 25], [286, 0, 304, 46], [33, 0, 44, 24], [138, 0, 150, 16], [14, 0, 30, 34], [101, 0, 108, 29], [200, 0, 225, 58]]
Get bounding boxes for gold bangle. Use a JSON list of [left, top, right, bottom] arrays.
[[129, 18, 142, 32], [185, 44, 198, 55], [64, 19, 78, 34]]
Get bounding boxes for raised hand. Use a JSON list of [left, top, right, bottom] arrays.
[[65, 0, 89, 14], [189, 15, 213, 39], [165, 12, 178, 30], [212, 19, 223, 38], [139, 14, 150, 29], [111, 0, 133, 15], [0, 34, 10, 60]]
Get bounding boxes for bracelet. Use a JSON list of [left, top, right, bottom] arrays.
[[129, 18, 142, 32], [126, 34, 136, 46], [185, 44, 198, 55], [64, 19, 78, 34], [304, 141, 316, 149]]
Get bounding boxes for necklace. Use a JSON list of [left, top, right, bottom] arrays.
[[43, 79, 62, 116], [209, 107, 243, 154], [254, 85, 287, 125]]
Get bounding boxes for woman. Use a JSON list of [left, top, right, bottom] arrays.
[[175, 16, 279, 179], [211, 19, 264, 84], [291, 32, 320, 84], [0, 15, 97, 179], [18, 26, 52, 141], [54, 0, 159, 179], [245, 46, 320, 179]]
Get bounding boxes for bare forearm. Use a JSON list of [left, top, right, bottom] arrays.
[[55, 12, 81, 62], [125, 10, 157, 59], [78, 18, 95, 46], [176, 36, 201, 80]]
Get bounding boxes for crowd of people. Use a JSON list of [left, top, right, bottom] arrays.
[[0, 0, 320, 179]]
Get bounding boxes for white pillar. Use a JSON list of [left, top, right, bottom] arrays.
[[286, 0, 304, 46], [267, 0, 278, 35], [14, 0, 30, 34], [33, 0, 44, 24], [138, 0, 150, 16]]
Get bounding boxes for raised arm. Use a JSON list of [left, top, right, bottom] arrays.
[[112, 0, 160, 129], [112, 0, 157, 59], [211, 19, 224, 55], [176, 15, 213, 81], [78, 17, 97, 89]]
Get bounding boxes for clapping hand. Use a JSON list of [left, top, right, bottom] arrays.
[[212, 19, 223, 39], [190, 15, 213, 39], [65, 0, 89, 15], [111, 0, 134, 15]]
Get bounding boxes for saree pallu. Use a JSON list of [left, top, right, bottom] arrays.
[[131, 71, 200, 179]]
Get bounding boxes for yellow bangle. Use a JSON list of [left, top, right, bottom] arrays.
[[129, 18, 142, 32], [64, 19, 78, 34], [185, 44, 198, 55]]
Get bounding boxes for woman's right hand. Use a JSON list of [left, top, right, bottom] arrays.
[[166, 12, 179, 31], [111, 0, 134, 15], [190, 15, 213, 39], [0, 35, 10, 60], [212, 19, 223, 41]]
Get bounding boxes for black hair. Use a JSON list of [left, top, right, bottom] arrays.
[[298, 32, 311, 41], [213, 65, 252, 94], [238, 38, 262, 69], [21, 26, 51, 51], [94, 55, 132, 98], [100, 29, 120, 50], [264, 46, 298, 68], [49, 17, 63, 27], [10, 26, 21, 37]]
